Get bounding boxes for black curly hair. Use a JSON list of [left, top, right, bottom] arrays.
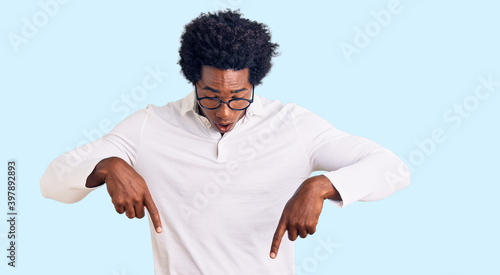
[[178, 9, 280, 86]]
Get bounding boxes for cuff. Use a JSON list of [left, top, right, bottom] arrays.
[[322, 169, 370, 208]]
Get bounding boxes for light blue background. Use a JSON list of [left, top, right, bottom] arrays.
[[1, 0, 499, 274]]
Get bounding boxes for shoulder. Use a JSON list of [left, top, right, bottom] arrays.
[[141, 93, 192, 123], [258, 95, 321, 121]]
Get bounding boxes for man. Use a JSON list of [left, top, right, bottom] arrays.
[[40, 10, 410, 274]]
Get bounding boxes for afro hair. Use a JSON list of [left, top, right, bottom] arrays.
[[178, 9, 280, 86]]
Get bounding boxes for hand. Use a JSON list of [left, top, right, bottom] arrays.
[[270, 175, 339, 259], [86, 157, 163, 234]]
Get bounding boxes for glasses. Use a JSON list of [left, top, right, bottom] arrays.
[[195, 84, 254, 111]]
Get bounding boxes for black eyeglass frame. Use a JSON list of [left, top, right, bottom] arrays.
[[195, 84, 255, 111]]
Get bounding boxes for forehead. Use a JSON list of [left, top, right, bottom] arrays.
[[200, 66, 249, 88]]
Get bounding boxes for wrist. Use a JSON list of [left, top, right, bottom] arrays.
[[307, 175, 341, 201], [85, 157, 119, 188]]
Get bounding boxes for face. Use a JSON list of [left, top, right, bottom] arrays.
[[196, 66, 253, 134]]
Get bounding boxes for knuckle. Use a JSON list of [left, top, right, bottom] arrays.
[[304, 221, 316, 229], [306, 225, 316, 233], [273, 233, 281, 241], [131, 196, 142, 204], [112, 198, 123, 206], [113, 204, 124, 213], [149, 208, 159, 216]]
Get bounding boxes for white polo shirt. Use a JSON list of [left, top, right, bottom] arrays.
[[40, 91, 410, 274]]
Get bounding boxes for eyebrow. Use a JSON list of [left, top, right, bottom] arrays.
[[203, 86, 247, 94]]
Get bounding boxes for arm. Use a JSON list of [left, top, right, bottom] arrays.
[[40, 135, 131, 203], [40, 108, 146, 202], [40, 108, 163, 233], [270, 105, 410, 258]]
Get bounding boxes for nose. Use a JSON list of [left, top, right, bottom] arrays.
[[215, 102, 231, 120]]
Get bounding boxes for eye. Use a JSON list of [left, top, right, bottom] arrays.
[[206, 94, 219, 99]]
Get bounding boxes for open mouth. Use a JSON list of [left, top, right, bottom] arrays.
[[215, 123, 233, 133]]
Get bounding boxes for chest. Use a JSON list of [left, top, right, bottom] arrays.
[[133, 116, 312, 225]]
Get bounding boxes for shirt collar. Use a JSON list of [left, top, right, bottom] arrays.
[[180, 90, 265, 118], [180, 90, 197, 116]]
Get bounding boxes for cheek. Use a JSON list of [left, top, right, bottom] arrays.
[[226, 110, 244, 120], [234, 111, 245, 120], [204, 110, 217, 120]]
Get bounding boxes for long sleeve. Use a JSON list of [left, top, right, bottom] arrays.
[[40, 109, 148, 203], [293, 105, 410, 208]]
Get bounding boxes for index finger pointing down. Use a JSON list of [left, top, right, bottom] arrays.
[[270, 220, 287, 259], [145, 194, 163, 234]]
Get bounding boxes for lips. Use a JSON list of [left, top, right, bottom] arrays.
[[215, 122, 233, 133]]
